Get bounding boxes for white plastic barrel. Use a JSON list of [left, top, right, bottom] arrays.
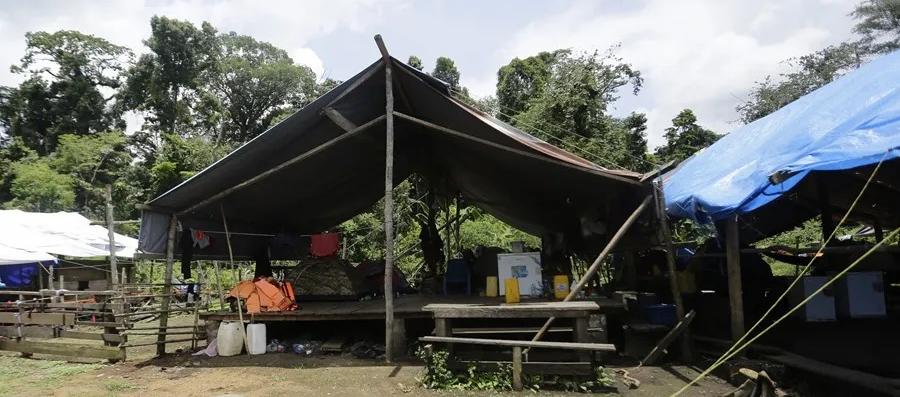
[[217, 321, 244, 356], [246, 323, 267, 355]]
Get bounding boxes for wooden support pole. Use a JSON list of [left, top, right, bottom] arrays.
[[220, 204, 249, 355], [641, 310, 696, 366], [213, 260, 225, 310], [106, 185, 119, 288], [375, 33, 397, 363], [725, 215, 745, 342], [528, 195, 653, 349], [512, 346, 523, 391], [157, 215, 177, 356], [654, 181, 692, 362]]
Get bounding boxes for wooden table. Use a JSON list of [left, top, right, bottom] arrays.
[[422, 301, 601, 374], [424, 301, 599, 337]]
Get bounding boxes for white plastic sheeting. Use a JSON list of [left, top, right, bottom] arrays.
[[0, 210, 137, 265], [0, 243, 56, 265]]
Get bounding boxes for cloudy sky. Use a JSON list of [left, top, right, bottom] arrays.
[[0, 0, 859, 147]]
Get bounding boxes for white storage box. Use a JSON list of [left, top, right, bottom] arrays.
[[836, 272, 886, 318], [497, 252, 542, 296], [789, 276, 836, 322]]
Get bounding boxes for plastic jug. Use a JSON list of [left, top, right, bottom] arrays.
[[217, 321, 244, 356], [553, 275, 570, 300], [246, 323, 267, 355], [504, 278, 520, 304], [486, 276, 498, 297]]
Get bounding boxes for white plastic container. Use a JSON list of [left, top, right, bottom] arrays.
[[497, 252, 542, 296], [246, 323, 267, 355], [217, 321, 244, 356]]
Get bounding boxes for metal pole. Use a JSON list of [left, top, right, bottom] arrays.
[[375, 33, 396, 363]]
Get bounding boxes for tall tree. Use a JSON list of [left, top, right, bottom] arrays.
[[620, 112, 652, 172], [655, 109, 719, 165], [432, 56, 461, 91], [210, 32, 317, 143], [51, 131, 133, 217], [120, 16, 218, 137], [407, 55, 423, 71], [495, 50, 566, 121], [852, 0, 900, 54], [4, 160, 75, 212], [0, 31, 130, 154], [736, 43, 864, 123]]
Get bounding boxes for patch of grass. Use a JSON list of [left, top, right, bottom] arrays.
[[0, 355, 101, 396], [769, 260, 805, 276], [271, 374, 288, 382], [105, 379, 136, 392]]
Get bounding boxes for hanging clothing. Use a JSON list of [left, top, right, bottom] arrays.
[[180, 230, 193, 279], [254, 247, 272, 278]]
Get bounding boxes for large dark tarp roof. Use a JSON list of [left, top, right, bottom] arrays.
[[138, 57, 652, 259]]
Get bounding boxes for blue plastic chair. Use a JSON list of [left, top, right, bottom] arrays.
[[443, 259, 471, 295]]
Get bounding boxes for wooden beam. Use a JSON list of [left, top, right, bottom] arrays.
[[425, 302, 598, 319], [177, 115, 385, 216], [393, 111, 643, 186], [0, 339, 124, 361], [512, 346, 523, 391], [375, 33, 397, 363], [654, 180, 692, 361], [641, 310, 696, 365], [528, 195, 653, 347], [324, 62, 382, 109], [157, 215, 177, 356], [323, 107, 357, 132], [725, 215, 744, 342], [0, 312, 75, 326], [419, 336, 616, 351], [453, 360, 594, 376], [0, 326, 124, 344], [106, 185, 119, 288]]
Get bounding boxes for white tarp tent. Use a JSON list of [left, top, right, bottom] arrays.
[[0, 210, 137, 265]]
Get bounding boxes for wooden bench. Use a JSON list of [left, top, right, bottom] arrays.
[[419, 335, 616, 390]]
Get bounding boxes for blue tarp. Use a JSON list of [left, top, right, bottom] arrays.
[[664, 51, 900, 224], [0, 261, 54, 288]]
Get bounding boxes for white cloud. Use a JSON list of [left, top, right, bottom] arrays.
[[291, 47, 326, 78], [0, 0, 404, 87], [464, 0, 858, 148]]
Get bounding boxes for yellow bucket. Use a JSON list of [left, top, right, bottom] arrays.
[[553, 275, 570, 300], [486, 276, 498, 297], [504, 278, 520, 304]]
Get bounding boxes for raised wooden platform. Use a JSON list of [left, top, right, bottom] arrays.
[[199, 295, 624, 322]]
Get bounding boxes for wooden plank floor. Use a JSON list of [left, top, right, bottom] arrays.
[[200, 295, 624, 322]]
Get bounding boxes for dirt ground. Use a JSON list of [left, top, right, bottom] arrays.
[[0, 315, 735, 397]]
